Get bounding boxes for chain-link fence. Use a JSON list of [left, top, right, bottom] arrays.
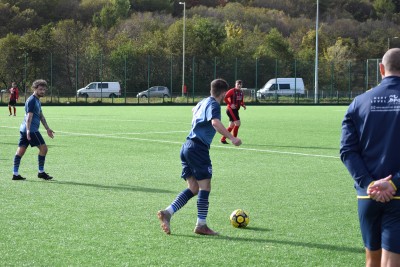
[[0, 52, 382, 105]]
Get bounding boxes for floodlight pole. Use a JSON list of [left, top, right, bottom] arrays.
[[314, 0, 319, 104], [179, 2, 186, 97]]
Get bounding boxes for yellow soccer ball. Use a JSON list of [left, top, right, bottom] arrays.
[[229, 209, 250, 228]]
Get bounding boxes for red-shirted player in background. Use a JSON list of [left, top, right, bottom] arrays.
[[220, 80, 246, 144], [8, 82, 19, 116]]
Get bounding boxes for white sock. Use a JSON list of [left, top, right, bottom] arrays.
[[166, 206, 174, 215], [196, 218, 206, 226]]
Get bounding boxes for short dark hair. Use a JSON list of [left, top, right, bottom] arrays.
[[382, 48, 400, 72], [31, 79, 48, 90], [236, 80, 242, 84], [210, 78, 229, 97]]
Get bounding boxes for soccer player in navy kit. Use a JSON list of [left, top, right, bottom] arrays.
[[12, 79, 55, 181], [340, 48, 400, 266], [157, 78, 242, 235], [220, 80, 246, 144]]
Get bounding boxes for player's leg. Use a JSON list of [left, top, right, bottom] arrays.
[[380, 200, 400, 266], [12, 146, 27, 180], [157, 142, 196, 234], [194, 178, 218, 235], [8, 104, 12, 115], [166, 177, 197, 215], [38, 144, 48, 173], [157, 178, 196, 235], [221, 114, 234, 144], [12, 132, 29, 180], [365, 249, 381, 267], [233, 120, 241, 137], [381, 249, 400, 266], [33, 132, 53, 180], [13, 105, 16, 116], [358, 199, 383, 267]]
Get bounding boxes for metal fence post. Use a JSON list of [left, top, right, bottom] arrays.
[[235, 57, 238, 81], [124, 55, 127, 104], [214, 57, 217, 79], [170, 55, 173, 101], [348, 61, 352, 101], [50, 52, 53, 103], [147, 55, 150, 103], [24, 52, 27, 100], [192, 56, 195, 103]]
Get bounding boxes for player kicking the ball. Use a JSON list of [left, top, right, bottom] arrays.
[[157, 78, 242, 235]]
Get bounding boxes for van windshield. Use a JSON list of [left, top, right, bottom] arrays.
[[268, 84, 277, 91], [87, 83, 96, 89]]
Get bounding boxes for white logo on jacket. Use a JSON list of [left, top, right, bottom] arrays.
[[388, 95, 400, 104]]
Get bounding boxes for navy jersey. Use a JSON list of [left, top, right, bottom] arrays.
[[20, 95, 42, 132], [340, 76, 400, 194], [187, 96, 221, 147]]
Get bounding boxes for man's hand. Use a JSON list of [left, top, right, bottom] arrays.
[[47, 128, 55, 139], [367, 175, 396, 203], [230, 104, 236, 109], [26, 130, 31, 141], [230, 137, 242, 146]]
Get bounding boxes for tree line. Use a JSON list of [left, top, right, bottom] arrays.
[[0, 0, 398, 97]]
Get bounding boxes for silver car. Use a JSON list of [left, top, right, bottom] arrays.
[[137, 86, 170, 98]]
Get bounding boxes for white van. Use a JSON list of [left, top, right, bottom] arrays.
[[257, 78, 305, 98], [77, 82, 121, 98]]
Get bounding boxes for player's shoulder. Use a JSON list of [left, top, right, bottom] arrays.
[[26, 95, 38, 104]]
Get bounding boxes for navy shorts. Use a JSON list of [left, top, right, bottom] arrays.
[[180, 139, 212, 180], [226, 108, 240, 122], [18, 131, 46, 148], [358, 199, 400, 253]]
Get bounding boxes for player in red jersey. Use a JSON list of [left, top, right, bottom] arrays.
[[220, 80, 246, 144], [8, 82, 19, 116]]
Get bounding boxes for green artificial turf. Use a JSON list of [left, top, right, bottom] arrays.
[[0, 105, 364, 266]]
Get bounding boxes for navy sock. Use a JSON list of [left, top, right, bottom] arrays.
[[170, 188, 195, 213], [197, 190, 210, 221], [13, 155, 22, 174], [38, 155, 45, 172]]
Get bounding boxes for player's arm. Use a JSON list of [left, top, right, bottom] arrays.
[[224, 89, 233, 106], [40, 112, 55, 138], [225, 89, 237, 109], [212, 118, 241, 146], [26, 112, 33, 140], [16, 88, 19, 101], [241, 94, 246, 110], [340, 116, 373, 188]]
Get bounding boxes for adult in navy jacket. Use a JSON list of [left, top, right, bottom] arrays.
[[341, 48, 400, 266]]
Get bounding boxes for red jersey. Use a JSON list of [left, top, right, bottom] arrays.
[[9, 87, 19, 101], [224, 88, 245, 110]]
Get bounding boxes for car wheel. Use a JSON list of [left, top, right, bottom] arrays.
[[141, 95, 147, 98], [163, 94, 170, 98], [109, 93, 116, 98], [82, 93, 88, 98]]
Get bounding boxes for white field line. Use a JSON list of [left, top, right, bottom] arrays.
[[0, 126, 339, 159], [46, 117, 189, 125], [110, 130, 188, 136]]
